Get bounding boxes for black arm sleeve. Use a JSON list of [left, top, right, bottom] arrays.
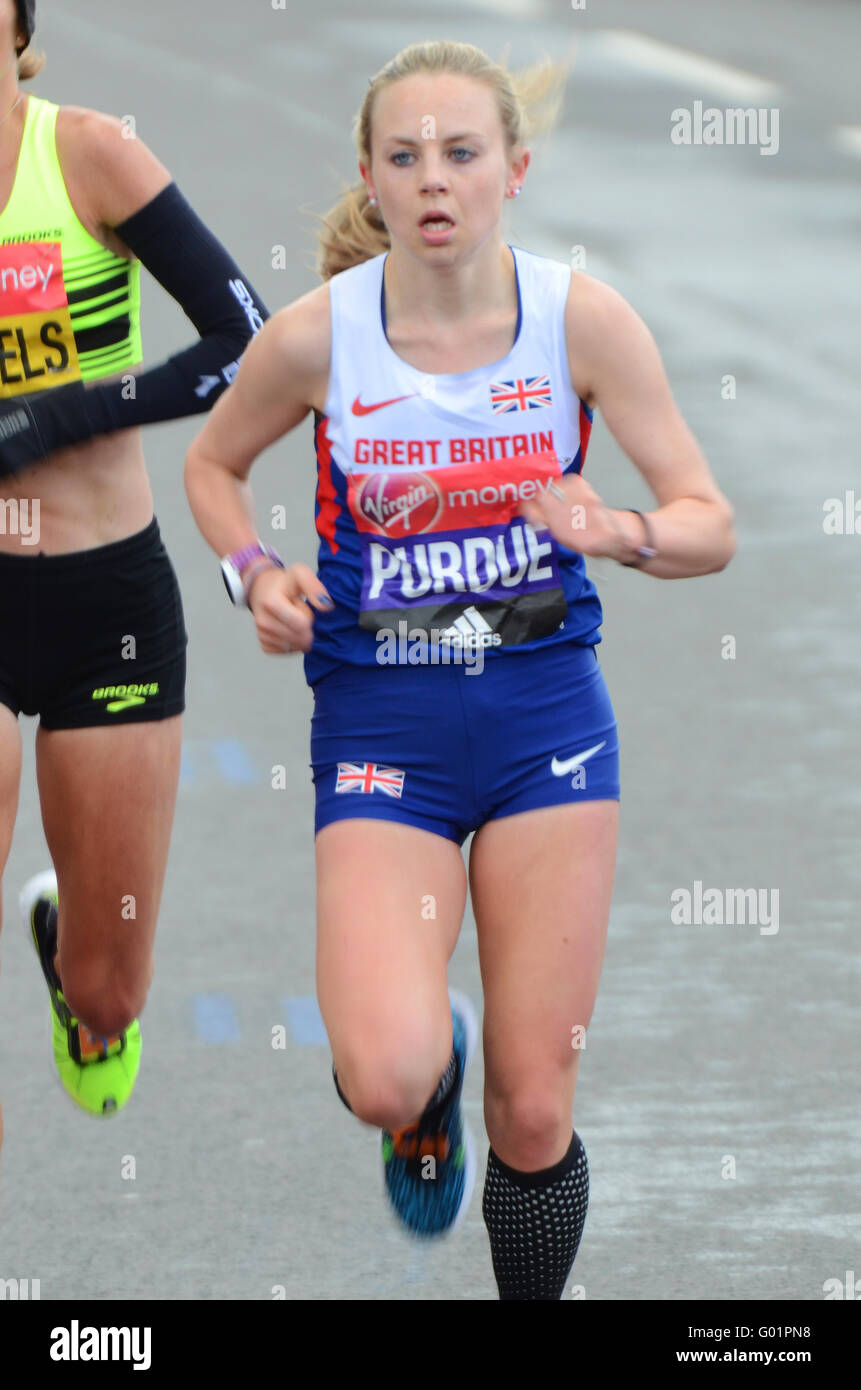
[[0, 182, 270, 474]]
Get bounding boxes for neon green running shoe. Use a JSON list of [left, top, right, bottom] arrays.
[[20, 870, 142, 1116]]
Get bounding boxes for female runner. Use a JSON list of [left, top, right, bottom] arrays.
[[0, 0, 268, 1132], [184, 40, 734, 1299]]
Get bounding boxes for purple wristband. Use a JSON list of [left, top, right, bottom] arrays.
[[227, 543, 282, 573]]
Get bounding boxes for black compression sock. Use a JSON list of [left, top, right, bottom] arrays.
[[482, 1130, 590, 1300]]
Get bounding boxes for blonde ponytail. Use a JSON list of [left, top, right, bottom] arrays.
[[316, 39, 567, 282], [508, 57, 566, 142], [316, 180, 390, 282], [17, 46, 45, 81]]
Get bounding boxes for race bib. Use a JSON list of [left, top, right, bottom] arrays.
[[346, 450, 568, 647], [0, 241, 81, 396]]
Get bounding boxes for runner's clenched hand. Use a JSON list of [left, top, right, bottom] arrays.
[[517, 471, 631, 559], [247, 563, 333, 654]]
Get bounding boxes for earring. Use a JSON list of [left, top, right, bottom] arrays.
[[368, 195, 378, 206], [510, 187, 522, 197]]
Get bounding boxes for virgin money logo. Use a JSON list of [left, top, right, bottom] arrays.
[[355, 470, 443, 538]]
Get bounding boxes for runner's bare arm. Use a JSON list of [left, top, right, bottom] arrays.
[[565, 273, 735, 578], [184, 286, 331, 560], [56, 107, 173, 242]]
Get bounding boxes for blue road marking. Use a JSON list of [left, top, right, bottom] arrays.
[[193, 994, 241, 1044], [211, 739, 258, 785], [404, 1247, 428, 1285], [283, 996, 328, 1046], [179, 740, 258, 786]]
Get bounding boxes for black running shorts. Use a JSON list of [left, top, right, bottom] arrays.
[[0, 517, 187, 730]]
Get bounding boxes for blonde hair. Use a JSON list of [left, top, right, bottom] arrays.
[[17, 46, 45, 81], [316, 39, 565, 281]]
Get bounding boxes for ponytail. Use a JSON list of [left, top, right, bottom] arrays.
[[17, 46, 45, 82], [316, 180, 390, 282]]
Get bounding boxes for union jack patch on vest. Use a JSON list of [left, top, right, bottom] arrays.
[[489, 375, 552, 413], [335, 762, 406, 798]]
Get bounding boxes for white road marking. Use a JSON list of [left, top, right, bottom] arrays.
[[467, 0, 548, 15], [47, 10, 343, 138], [589, 29, 779, 103], [833, 126, 861, 157]]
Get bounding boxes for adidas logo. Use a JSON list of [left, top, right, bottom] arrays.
[[439, 605, 502, 648]]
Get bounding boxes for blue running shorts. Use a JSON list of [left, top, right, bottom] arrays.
[[310, 641, 619, 845]]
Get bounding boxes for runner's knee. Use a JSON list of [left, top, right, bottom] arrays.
[[60, 962, 146, 1037], [484, 1080, 574, 1168], [336, 1035, 452, 1129]]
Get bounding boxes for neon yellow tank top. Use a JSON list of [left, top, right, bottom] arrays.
[[0, 94, 142, 399]]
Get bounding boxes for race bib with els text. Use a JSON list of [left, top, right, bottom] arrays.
[[0, 241, 81, 396]]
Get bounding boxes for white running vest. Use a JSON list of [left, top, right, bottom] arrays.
[[307, 245, 602, 681]]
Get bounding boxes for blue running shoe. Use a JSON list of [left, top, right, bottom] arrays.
[[382, 989, 478, 1239]]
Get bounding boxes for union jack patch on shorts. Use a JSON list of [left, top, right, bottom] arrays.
[[335, 762, 406, 798]]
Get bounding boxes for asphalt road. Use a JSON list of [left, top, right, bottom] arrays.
[[0, 0, 858, 1301]]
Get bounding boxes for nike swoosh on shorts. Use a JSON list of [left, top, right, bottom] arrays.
[[550, 741, 607, 776]]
